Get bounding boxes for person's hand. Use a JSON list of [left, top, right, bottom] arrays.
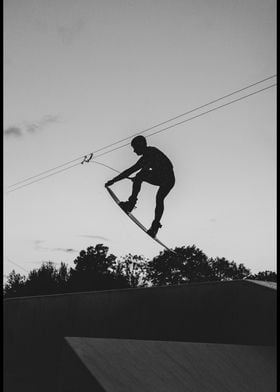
[[105, 179, 115, 187]]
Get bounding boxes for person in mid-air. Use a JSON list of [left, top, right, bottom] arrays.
[[105, 135, 175, 238]]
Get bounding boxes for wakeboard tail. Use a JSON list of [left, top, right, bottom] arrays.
[[106, 186, 176, 254]]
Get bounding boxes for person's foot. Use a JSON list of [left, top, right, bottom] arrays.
[[119, 199, 136, 213], [147, 221, 162, 238]]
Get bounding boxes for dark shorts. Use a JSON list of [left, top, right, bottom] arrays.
[[136, 168, 175, 193]]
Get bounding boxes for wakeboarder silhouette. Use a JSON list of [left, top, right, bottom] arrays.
[[105, 135, 175, 238]]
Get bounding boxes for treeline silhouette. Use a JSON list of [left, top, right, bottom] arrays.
[[3, 244, 277, 298]]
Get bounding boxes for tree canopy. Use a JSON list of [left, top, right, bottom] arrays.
[[3, 243, 276, 298], [68, 244, 130, 291]]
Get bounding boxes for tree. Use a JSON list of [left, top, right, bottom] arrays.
[[247, 270, 277, 282], [113, 254, 149, 288], [24, 262, 71, 296], [4, 270, 26, 298], [4, 243, 270, 298], [208, 258, 250, 281], [147, 245, 212, 286], [147, 246, 251, 286], [68, 244, 130, 292], [3, 262, 71, 298]]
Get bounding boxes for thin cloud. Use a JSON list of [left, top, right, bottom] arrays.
[[57, 19, 85, 44], [26, 261, 61, 265], [34, 241, 78, 253], [25, 115, 59, 133], [209, 218, 217, 223], [34, 240, 47, 251], [79, 235, 110, 242], [4, 126, 22, 138], [34, 240, 45, 246], [4, 115, 59, 138], [51, 248, 78, 253]]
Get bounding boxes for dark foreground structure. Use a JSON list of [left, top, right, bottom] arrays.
[[4, 280, 276, 391]]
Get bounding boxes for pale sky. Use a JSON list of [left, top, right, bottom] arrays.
[[4, 0, 276, 279]]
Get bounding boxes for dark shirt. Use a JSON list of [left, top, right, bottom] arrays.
[[137, 146, 173, 174], [112, 146, 174, 184]]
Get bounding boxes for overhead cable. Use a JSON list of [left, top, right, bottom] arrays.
[[5, 258, 29, 273], [6, 77, 276, 193], [6, 162, 81, 194], [6, 75, 276, 190], [92, 83, 276, 159]]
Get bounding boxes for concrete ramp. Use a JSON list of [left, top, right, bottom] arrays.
[[4, 280, 276, 391], [59, 338, 276, 392]]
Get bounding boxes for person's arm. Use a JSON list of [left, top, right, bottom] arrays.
[[105, 159, 143, 187]]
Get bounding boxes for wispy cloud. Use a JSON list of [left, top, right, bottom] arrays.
[[34, 240, 45, 247], [4, 115, 59, 138], [26, 260, 61, 265], [25, 115, 59, 133], [79, 235, 110, 242], [34, 240, 78, 253], [4, 126, 22, 138], [209, 218, 217, 223], [57, 19, 85, 44], [34, 240, 48, 251], [52, 248, 78, 253]]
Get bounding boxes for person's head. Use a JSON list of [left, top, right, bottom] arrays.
[[131, 135, 147, 155]]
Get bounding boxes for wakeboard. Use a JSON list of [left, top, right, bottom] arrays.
[[106, 186, 176, 254]]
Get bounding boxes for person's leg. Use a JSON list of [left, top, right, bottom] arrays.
[[129, 169, 161, 202], [153, 187, 170, 222], [154, 190, 165, 223], [120, 170, 152, 212], [147, 176, 175, 237], [128, 173, 144, 204]]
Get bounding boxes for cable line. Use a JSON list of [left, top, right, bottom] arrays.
[[6, 74, 276, 191], [83, 74, 277, 157], [6, 162, 81, 194], [91, 83, 276, 159], [5, 258, 29, 273], [6, 157, 83, 190], [89, 160, 121, 174], [6, 83, 276, 192]]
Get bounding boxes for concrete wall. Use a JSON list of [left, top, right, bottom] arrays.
[[4, 280, 276, 392], [59, 338, 276, 392]]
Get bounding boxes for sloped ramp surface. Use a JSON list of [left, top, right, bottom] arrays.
[[4, 280, 276, 392], [59, 338, 276, 392]]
